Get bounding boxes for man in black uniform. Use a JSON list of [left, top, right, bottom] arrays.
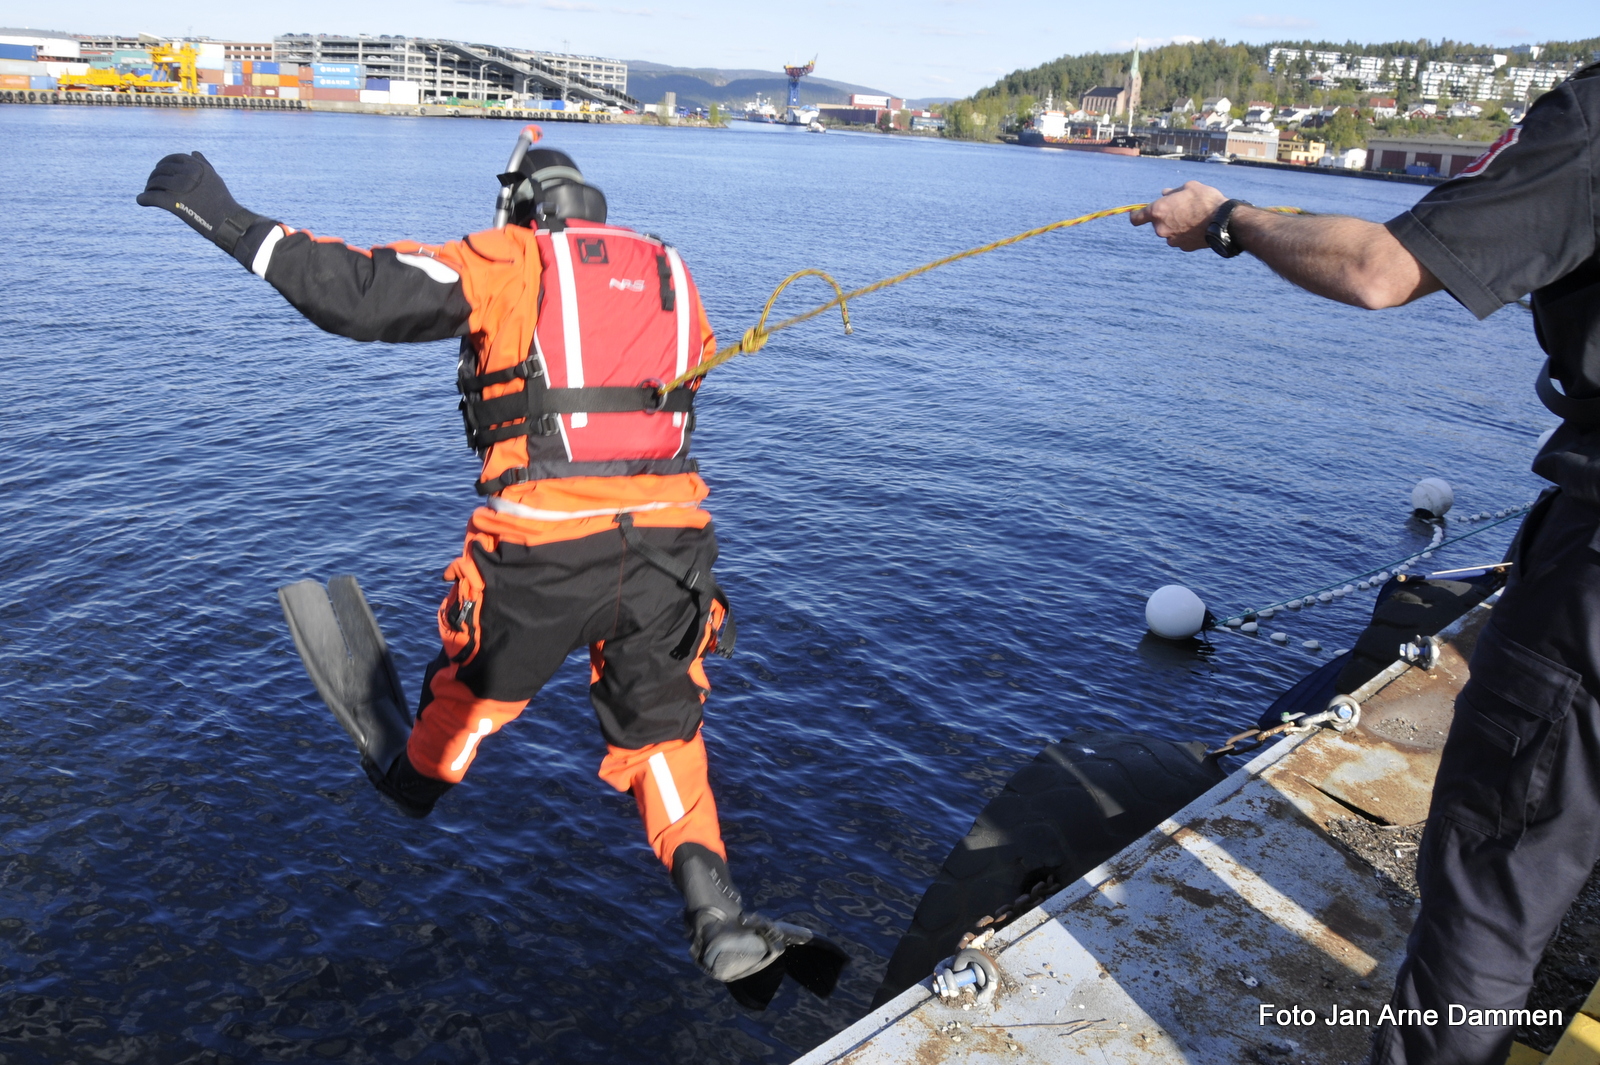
[[1131, 62, 1600, 1065]]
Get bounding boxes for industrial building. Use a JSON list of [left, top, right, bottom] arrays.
[[272, 35, 635, 108]]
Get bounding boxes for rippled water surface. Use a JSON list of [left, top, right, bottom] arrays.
[[0, 106, 1550, 1063]]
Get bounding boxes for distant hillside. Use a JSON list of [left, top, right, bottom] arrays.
[[625, 61, 895, 109]]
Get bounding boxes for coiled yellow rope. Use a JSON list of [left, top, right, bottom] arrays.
[[660, 202, 1306, 394]]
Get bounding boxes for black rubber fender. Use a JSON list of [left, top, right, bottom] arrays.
[[870, 730, 1226, 1007]]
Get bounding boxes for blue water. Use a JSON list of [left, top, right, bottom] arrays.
[[0, 106, 1549, 1062]]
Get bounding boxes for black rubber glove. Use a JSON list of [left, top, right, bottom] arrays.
[[136, 151, 271, 266]]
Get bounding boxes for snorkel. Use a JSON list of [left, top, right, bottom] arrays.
[[493, 124, 543, 228]]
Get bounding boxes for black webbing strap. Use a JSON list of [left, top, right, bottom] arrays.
[[1536, 359, 1600, 427], [460, 382, 694, 451], [460, 355, 543, 393], [656, 254, 676, 312], [473, 457, 699, 496], [615, 513, 735, 660]]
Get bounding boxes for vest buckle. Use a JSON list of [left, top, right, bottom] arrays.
[[640, 379, 666, 414]]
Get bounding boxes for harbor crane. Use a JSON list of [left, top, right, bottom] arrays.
[[783, 57, 816, 109]]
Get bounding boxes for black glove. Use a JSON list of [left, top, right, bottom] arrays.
[[137, 151, 271, 265]]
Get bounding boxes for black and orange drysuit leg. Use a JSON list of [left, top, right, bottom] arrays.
[[398, 513, 730, 869]]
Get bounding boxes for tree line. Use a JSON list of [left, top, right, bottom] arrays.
[[941, 36, 1600, 142]]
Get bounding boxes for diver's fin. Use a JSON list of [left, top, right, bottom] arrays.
[[726, 956, 788, 1010], [278, 576, 411, 773], [776, 932, 849, 998]]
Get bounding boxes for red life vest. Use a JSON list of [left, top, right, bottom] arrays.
[[451, 221, 713, 509]]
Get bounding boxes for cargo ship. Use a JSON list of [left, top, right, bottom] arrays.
[[1016, 111, 1141, 155]]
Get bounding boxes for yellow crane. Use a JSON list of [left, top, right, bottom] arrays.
[[55, 42, 199, 95]]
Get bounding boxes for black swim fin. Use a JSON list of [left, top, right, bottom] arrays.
[[723, 918, 851, 1009], [278, 576, 412, 780]]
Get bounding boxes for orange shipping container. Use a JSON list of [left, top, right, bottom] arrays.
[[241, 60, 252, 74], [0, 74, 28, 88], [277, 74, 297, 86]]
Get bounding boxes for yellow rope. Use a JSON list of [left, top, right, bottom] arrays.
[[660, 202, 1306, 393]]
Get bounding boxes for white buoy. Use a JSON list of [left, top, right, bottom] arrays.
[[1145, 584, 1207, 639], [1241, 621, 1259, 633], [1271, 631, 1289, 643], [1260, 608, 1275, 618], [1538, 427, 1557, 449], [1303, 639, 1321, 651], [1317, 592, 1333, 603], [1302, 596, 1316, 607], [1288, 600, 1302, 610], [1357, 580, 1370, 590], [1226, 617, 1242, 628], [1411, 478, 1454, 519], [1376, 571, 1390, 582]]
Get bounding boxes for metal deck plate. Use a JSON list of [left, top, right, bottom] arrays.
[[798, 611, 1486, 1065]]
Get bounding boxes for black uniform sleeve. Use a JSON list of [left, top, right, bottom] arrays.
[[243, 221, 473, 343], [1384, 72, 1599, 320]]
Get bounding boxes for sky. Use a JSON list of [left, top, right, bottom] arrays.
[[0, 0, 1594, 98]]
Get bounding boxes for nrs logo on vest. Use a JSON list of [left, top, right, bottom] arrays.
[[609, 277, 646, 292]]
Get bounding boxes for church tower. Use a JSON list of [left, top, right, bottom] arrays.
[[1127, 43, 1142, 117]]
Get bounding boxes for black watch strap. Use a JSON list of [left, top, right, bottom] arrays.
[[1206, 199, 1251, 259]]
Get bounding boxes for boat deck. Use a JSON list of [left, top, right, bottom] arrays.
[[797, 610, 1485, 1065]]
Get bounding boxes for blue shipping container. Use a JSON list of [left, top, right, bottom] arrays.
[[29, 75, 55, 89], [0, 43, 36, 61], [311, 63, 361, 76], [312, 77, 359, 89], [256, 61, 279, 74], [544, 100, 566, 110], [365, 78, 389, 90]]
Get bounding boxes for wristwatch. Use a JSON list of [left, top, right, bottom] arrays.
[[1205, 199, 1251, 258]]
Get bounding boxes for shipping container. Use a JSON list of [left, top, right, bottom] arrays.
[[0, 59, 45, 76], [278, 86, 298, 101], [241, 60, 252, 75], [29, 75, 55, 89], [275, 74, 296, 86], [221, 84, 247, 97], [0, 74, 27, 89], [364, 78, 390, 90], [312, 77, 359, 89], [314, 87, 359, 102], [256, 61, 279, 75], [389, 81, 420, 105], [544, 100, 566, 110], [113, 50, 149, 66], [197, 68, 222, 83], [0, 43, 36, 61], [310, 63, 361, 76], [297, 86, 314, 100], [359, 89, 390, 104]]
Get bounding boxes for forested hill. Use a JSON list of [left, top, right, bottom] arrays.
[[971, 36, 1600, 112]]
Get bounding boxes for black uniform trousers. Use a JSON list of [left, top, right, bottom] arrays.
[[1373, 490, 1600, 1065]]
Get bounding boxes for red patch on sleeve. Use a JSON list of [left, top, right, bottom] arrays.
[[1457, 126, 1521, 178]]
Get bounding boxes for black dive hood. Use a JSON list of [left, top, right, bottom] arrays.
[[493, 124, 608, 228]]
